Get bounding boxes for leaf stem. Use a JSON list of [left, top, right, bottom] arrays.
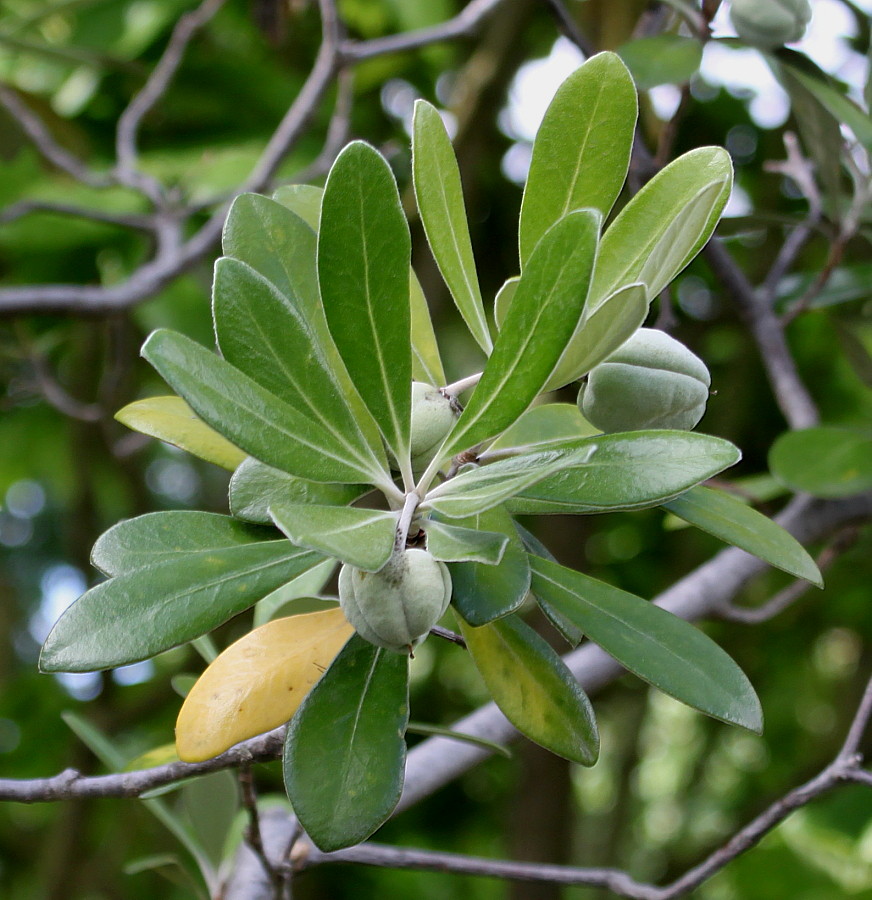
[[442, 372, 482, 398], [396, 492, 421, 549]]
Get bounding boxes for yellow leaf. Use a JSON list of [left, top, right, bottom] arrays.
[[175, 608, 353, 762], [116, 395, 246, 471]]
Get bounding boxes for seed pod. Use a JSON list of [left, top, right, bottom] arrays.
[[730, 0, 811, 48], [578, 328, 711, 433], [338, 548, 452, 653], [409, 381, 459, 474]]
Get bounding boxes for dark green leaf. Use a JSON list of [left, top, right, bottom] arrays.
[[40, 542, 323, 672], [663, 486, 822, 585], [283, 634, 409, 851], [769, 426, 872, 498], [318, 141, 412, 470], [519, 52, 636, 266], [92, 511, 275, 576], [448, 506, 530, 625], [530, 556, 763, 733], [212, 257, 388, 477], [459, 613, 599, 764], [617, 35, 702, 90], [141, 329, 386, 487]]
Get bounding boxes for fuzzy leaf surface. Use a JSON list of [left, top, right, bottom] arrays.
[[519, 52, 636, 266], [413, 100, 491, 354], [270, 503, 397, 572], [424, 519, 508, 565]]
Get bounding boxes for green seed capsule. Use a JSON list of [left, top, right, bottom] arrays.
[[578, 328, 711, 433], [338, 548, 452, 654], [409, 382, 459, 474], [730, 0, 811, 48]]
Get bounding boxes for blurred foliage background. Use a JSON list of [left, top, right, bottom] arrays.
[[0, 0, 871, 897]]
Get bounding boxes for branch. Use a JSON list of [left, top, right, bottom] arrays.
[[115, 0, 228, 198], [703, 240, 819, 429]]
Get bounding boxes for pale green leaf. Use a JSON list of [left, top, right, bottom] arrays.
[[546, 282, 648, 389], [270, 503, 397, 572], [115, 396, 246, 471], [438, 209, 599, 462], [271, 183, 322, 228], [413, 100, 491, 354], [617, 35, 702, 90], [410, 269, 446, 385], [229, 457, 366, 525], [493, 276, 519, 330], [459, 613, 599, 764], [509, 431, 740, 514], [424, 519, 508, 565], [519, 52, 637, 266], [590, 147, 732, 306], [769, 426, 872, 498], [254, 559, 337, 626]]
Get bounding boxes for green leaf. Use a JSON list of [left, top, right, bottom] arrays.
[[546, 282, 648, 389], [439, 210, 599, 460], [141, 329, 383, 487], [448, 506, 530, 625], [509, 431, 740, 514], [91, 511, 275, 576], [222, 193, 321, 325], [422, 445, 596, 518], [769, 427, 872, 498], [413, 100, 491, 354], [40, 541, 323, 672], [519, 52, 636, 267], [405, 722, 512, 757], [663, 486, 822, 586], [283, 634, 409, 852], [778, 55, 872, 153], [638, 179, 729, 301], [493, 276, 519, 330], [229, 457, 366, 525], [491, 403, 598, 452], [590, 147, 732, 306], [212, 257, 388, 477], [617, 35, 702, 90], [424, 519, 508, 565], [270, 503, 397, 572], [458, 613, 599, 765], [318, 141, 412, 470], [410, 270, 446, 385], [115, 396, 246, 471], [529, 556, 763, 733], [271, 183, 322, 229], [254, 559, 337, 626]]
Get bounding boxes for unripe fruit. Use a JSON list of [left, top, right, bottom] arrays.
[[730, 0, 811, 48], [578, 328, 711, 433], [409, 381, 459, 473], [338, 548, 452, 653]]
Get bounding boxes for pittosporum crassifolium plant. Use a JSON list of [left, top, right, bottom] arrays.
[[39, 53, 822, 852]]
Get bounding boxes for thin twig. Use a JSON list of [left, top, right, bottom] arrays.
[[540, 0, 594, 56], [703, 240, 819, 429], [0, 200, 155, 230], [0, 83, 112, 188], [239, 765, 287, 898], [716, 526, 859, 624]]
